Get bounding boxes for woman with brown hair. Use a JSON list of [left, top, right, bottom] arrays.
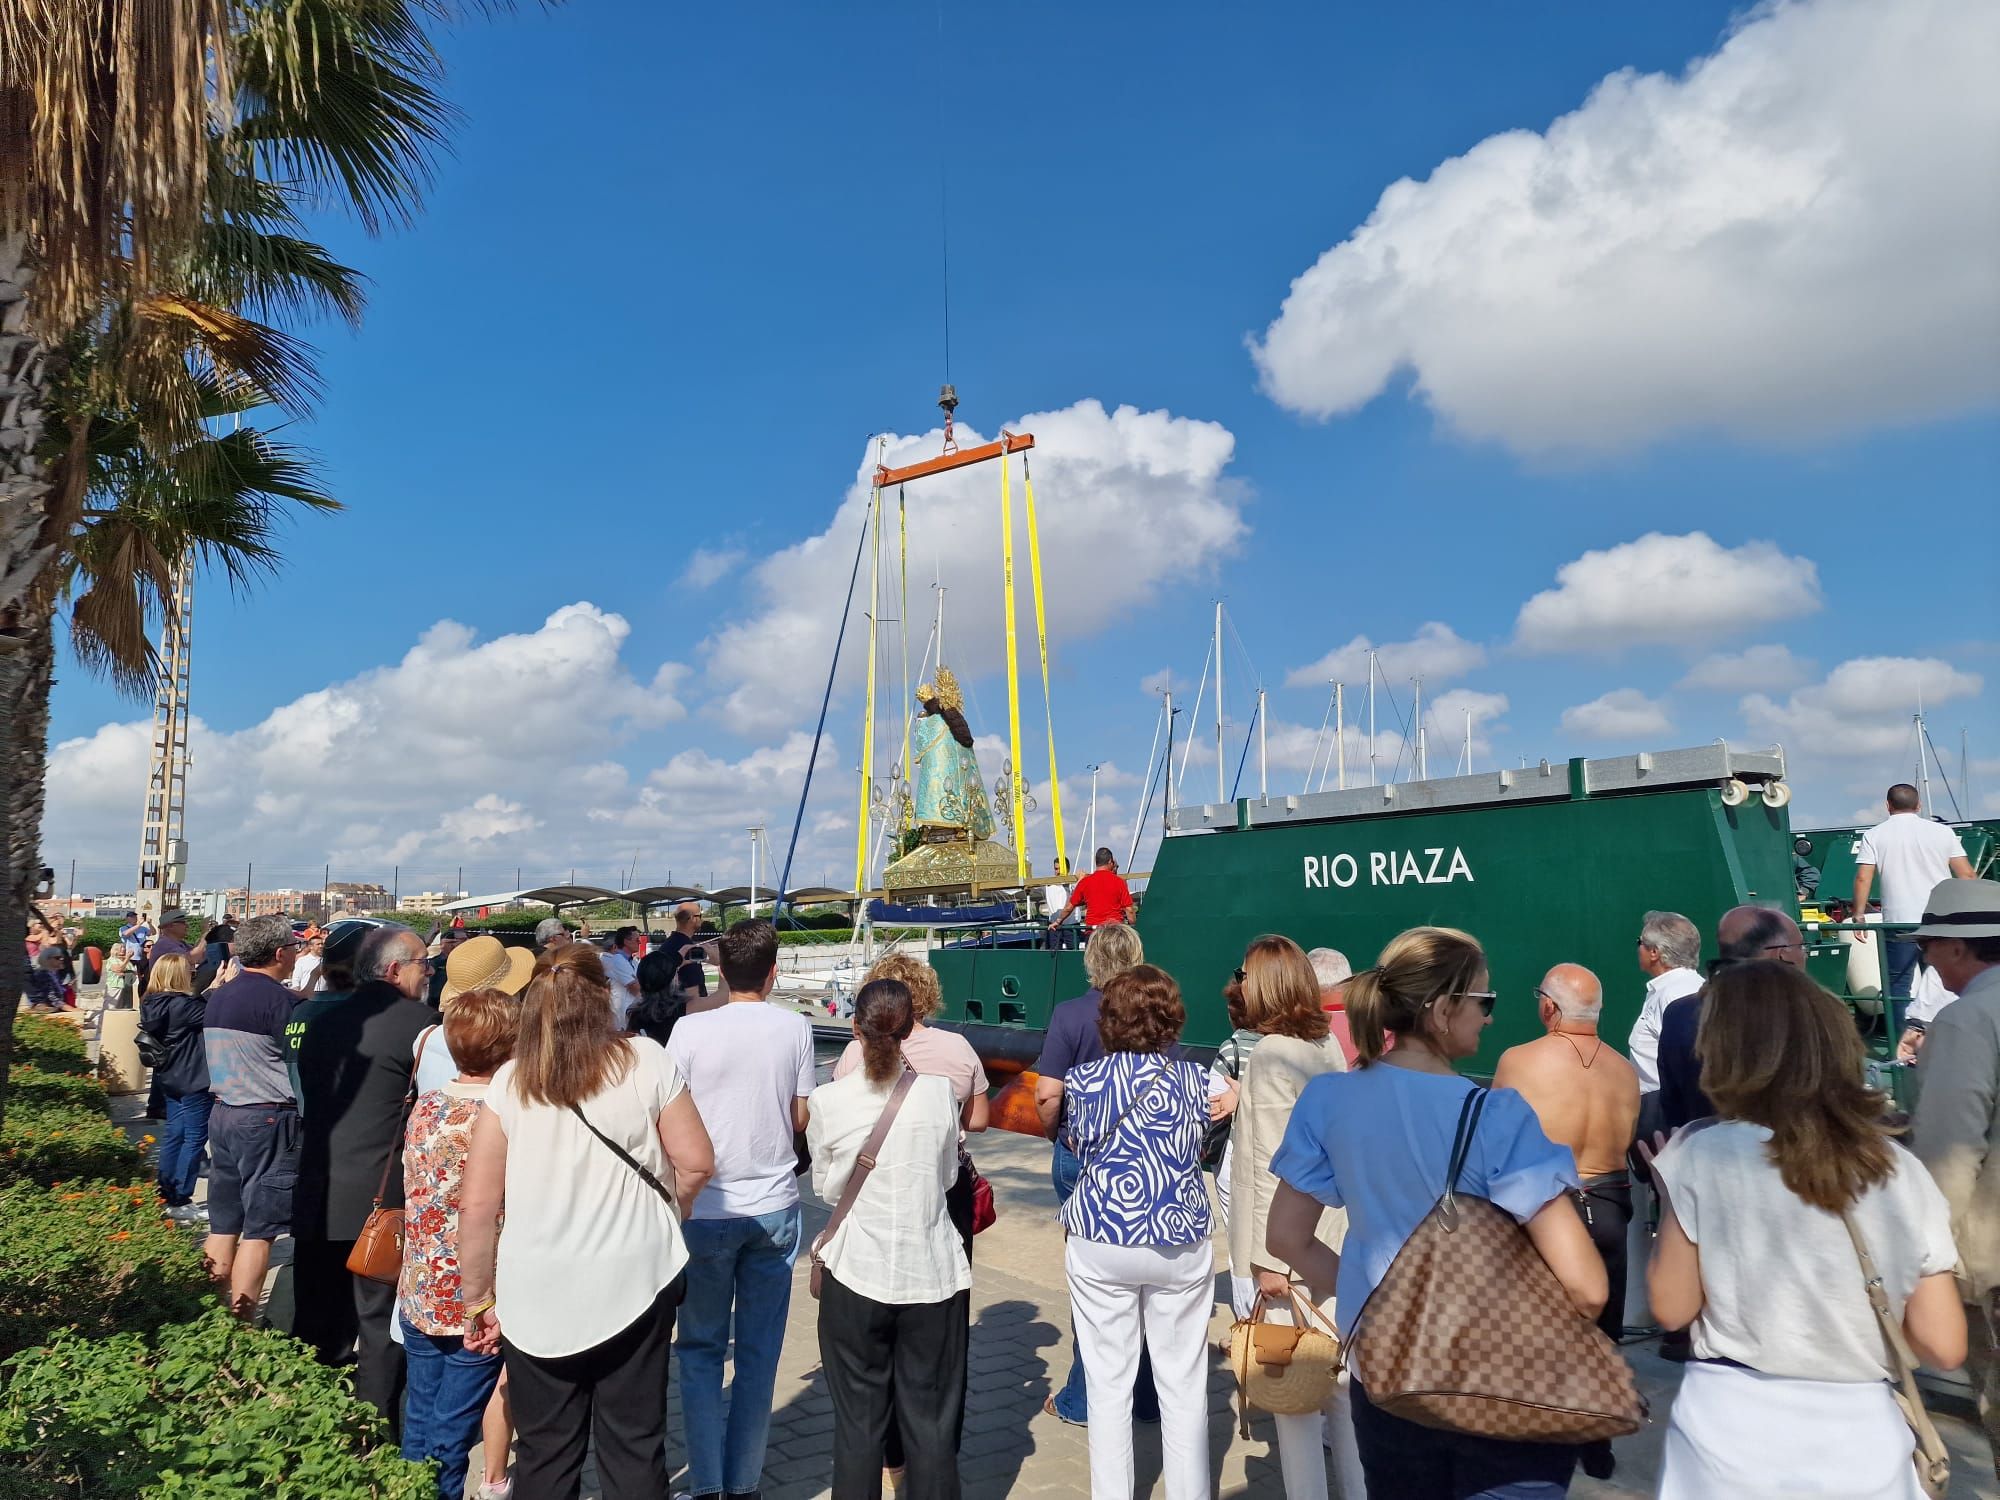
[[1222, 936, 1362, 1499], [1266, 925, 1604, 1498], [1061, 964, 1234, 1500], [457, 945, 715, 1500], [399, 987, 522, 1500], [1648, 960, 1966, 1499], [810, 978, 969, 1499]]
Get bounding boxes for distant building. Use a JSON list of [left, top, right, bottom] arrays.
[[324, 881, 392, 915], [221, 887, 326, 919], [90, 891, 137, 915], [401, 890, 456, 914]]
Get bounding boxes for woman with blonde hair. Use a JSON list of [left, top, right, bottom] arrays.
[[1222, 936, 1363, 1498], [139, 951, 211, 1223], [1267, 926, 1604, 1498], [458, 945, 715, 1500], [1648, 961, 1965, 1499]]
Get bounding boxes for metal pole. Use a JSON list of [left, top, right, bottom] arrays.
[[456, 865, 463, 899], [1163, 690, 1176, 817], [1258, 687, 1267, 799], [322, 862, 328, 916], [393, 865, 398, 909], [749, 827, 759, 917], [1214, 601, 1225, 805], [1414, 676, 1425, 781], [1965, 728, 1973, 816], [1465, 706, 1474, 775], [246, 862, 253, 914], [67, 859, 75, 911], [1336, 683, 1346, 791], [1367, 652, 1378, 786]]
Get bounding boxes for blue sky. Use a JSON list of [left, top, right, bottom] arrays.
[[42, 0, 2000, 898]]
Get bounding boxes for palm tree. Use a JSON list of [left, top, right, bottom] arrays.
[[0, 0, 456, 1127]]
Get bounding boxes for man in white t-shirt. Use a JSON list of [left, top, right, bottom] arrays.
[[1853, 784, 1973, 1001], [601, 926, 643, 1027], [666, 919, 813, 1500]]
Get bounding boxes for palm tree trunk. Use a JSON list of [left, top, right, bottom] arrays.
[[1, 229, 59, 1136]]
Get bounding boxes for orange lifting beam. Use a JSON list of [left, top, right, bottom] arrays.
[[875, 431, 1035, 488]]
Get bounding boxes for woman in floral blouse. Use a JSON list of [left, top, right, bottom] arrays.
[[401, 986, 521, 1500]]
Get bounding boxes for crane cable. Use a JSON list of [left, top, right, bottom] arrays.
[[1021, 453, 1068, 878]]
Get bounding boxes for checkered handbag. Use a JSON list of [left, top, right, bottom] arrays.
[[1345, 1087, 1647, 1443]]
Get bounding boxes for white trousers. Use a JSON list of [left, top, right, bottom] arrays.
[[1228, 1273, 1368, 1500], [1066, 1236, 1214, 1500]]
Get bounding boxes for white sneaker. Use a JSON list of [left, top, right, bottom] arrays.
[[477, 1482, 512, 1500]]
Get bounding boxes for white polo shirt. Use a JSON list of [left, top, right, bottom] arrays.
[[1857, 814, 1966, 924]]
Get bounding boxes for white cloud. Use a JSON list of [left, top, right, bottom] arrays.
[[678, 546, 745, 591], [1678, 643, 1813, 693], [1742, 655, 1983, 758], [701, 399, 1244, 736], [1285, 621, 1486, 689], [38, 604, 728, 890], [1561, 688, 1673, 740], [1250, 0, 2000, 456], [1515, 532, 1821, 652]]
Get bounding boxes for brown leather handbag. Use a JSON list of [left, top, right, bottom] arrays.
[[1344, 1087, 1647, 1443], [345, 1034, 429, 1286]]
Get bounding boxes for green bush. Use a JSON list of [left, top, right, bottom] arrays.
[[0, 1181, 206, 1360], [0, 1311, 432, 1499], [0, 1071, 143, 1188], [9, 1015, 89, 1077]]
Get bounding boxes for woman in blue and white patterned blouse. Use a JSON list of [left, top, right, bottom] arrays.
[[1061, 964, 1234, 1500]]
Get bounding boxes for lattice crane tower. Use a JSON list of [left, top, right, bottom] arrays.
[[135, 556, 194, 923]]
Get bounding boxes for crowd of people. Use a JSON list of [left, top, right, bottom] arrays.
[[29, 785, 2000, 1500]]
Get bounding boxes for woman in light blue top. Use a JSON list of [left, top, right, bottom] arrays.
[[1267, 926, 1607, 1500], [1061, 964, 1233, 1500]]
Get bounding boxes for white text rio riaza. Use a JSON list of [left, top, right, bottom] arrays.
[[1301, 848, 1474, 890]]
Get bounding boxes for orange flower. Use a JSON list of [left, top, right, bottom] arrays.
[[141, 1135, 156, 1145], [108, 1232, 130, 1242]]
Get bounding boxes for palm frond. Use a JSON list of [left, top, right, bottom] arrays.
[[0, 0, 235, 335], [192, 219, 368, 327], [234, 0, 456, 232], [136, 292, 322, 413]]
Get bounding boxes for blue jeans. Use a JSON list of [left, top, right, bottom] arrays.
[[677, 1206, 802, 1495], [1051, 1141, 1159, 1424], [1888, 936, 1923, 1002], [400, 1314, 503, 1500], [156, 1089, 212, 1206]]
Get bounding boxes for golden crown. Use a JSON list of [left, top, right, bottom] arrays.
[[918, 665, 964, 712]]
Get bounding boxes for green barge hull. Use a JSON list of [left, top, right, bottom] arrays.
[[936, 745, 1795, 1087]]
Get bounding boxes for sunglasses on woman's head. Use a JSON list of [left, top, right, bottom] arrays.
[[1463, 990, 1498, 1016]]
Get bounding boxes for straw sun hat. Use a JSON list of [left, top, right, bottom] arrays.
[[441, 934, 536, 1004]]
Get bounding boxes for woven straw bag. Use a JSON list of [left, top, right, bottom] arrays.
[[1230, 1287, 1341, 1436], [1345, 1087, 1647, 1443]]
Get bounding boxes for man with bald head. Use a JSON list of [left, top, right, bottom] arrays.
[[1495, 964, 1641, 1339], [1656, 904, 1806, 1132]]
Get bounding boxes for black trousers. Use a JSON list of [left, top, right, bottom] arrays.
[[819, 1273, 968, 1500], [291, 1238, 405, 1433], [884, 1162, 975, 1472], [503, 1275, 685, 1500], [1573, 1178, 1633, 1340]]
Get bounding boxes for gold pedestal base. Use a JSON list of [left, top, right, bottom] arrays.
[[882, 837, 1022, 896]]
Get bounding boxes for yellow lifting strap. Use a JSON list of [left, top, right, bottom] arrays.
[[1021, 455, 1068, 878], [854, 483, 882, 895], [999, 452, 1029, 884], [898, 485, 912, 801]]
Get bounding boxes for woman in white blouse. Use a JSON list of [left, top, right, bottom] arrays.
[[1648, 960, 1966, 1500], [1224, 936, 1362, 1500], [457, 946, 715, 1500], [809, 977, 970, 1500]]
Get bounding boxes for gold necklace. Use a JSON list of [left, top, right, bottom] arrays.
[[1556, 1030, 1603, 1069]]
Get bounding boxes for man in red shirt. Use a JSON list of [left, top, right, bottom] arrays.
[[1051, 847, 1137, 930]]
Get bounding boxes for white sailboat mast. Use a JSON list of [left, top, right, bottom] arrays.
[[1367, 651, 1378, 786], [1335, 683, 1346, 791], [1215, 601, 1225, 805]]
